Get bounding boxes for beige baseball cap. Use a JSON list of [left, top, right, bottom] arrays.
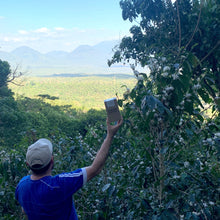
[[26, 138, 53, 170]]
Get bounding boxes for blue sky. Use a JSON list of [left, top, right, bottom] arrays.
[[0, 0, 133, 53]]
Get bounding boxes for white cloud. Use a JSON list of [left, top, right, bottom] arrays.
[[3, 36, 22, 42], [54, 27, 65, 31], [0, 16, 5, 20], [18, 30, 29, 35], [71, 27, 86, 32], [34, 27, 50, 33], [13, 38, 23, 42], [64, 42, 72, 46], [3, 37, 10, 42]]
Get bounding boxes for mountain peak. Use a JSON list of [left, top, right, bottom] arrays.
[[71, 45, 93, 54], [11, 46, 41, 55]]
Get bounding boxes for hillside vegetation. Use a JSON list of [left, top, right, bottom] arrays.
[[9, 76, 136, 110]]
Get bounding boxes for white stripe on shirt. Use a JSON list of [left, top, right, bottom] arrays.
[[59, 168, 87, 185], [59, 172, 82, 178], [82, 168, 87, 186]]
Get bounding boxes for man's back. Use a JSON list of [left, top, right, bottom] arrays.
[[15, 168, 87, 220], [15, 119, 123, 219]]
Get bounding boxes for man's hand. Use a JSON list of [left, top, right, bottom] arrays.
[[107, 118, 123, 138], [86, 117, 123, 182]]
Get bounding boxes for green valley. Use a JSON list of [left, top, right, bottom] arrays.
[[9, 75, 136, 111]]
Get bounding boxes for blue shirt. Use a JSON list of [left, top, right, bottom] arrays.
[[15, 168, 87, 220]]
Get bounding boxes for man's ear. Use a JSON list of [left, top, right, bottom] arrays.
[[50, 156, 54, 170]]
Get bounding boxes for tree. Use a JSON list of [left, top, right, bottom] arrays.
[[110, 0, 219, 105], [0, 60, 11, 87], [109, 0, 220, 218], [0, 59, 22, 89], [0, 60, 25, 146]]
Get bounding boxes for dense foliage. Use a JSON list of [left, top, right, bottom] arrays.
[[0, 0, 220, 219], [107, 0, 220, 219]]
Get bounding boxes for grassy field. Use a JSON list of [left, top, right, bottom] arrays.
[[9, 76, 136, 111]]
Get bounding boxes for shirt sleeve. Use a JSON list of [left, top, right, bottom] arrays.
[[57, 168, 87, 196], [81, 167, 87, 186]]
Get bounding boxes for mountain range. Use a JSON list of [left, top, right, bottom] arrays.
[[0, 40, 132, 76]]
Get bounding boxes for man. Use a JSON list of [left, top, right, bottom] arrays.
[[15, 117, 123, 220]]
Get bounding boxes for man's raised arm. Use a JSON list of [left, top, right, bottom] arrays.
[[86, 118, 123, 181]]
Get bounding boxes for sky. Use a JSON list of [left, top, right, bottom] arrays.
[[0, 0, 133, 53]]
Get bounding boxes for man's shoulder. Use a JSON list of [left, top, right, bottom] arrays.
[[15, 175, 30, 199], [54, 168, 87, 187], [18, 175, 30, 185]]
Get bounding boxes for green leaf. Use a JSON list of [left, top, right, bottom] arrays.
[[198, 88, 211, 103], [195, 113, 204, 122], [118, 99, 123, 107], [188, 53, 201, 68], [184, 100, 194, 114], [141, 199, 152, 210], [180, 173, 188, 181], [102, 183, 111, 192], [160, 208, 178, 220]]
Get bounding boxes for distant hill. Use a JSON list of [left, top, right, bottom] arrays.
[[0, 40, 133, 76]]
